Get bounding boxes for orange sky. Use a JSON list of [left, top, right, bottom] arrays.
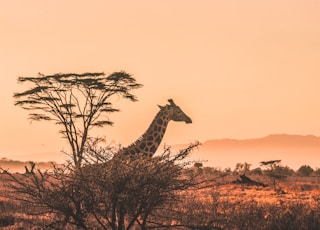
[[1, 1, 320, 163]]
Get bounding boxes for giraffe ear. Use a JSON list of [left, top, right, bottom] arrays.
[[158, 105, 164, 110]]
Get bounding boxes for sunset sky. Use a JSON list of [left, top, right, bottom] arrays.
[[1, 1, 320, 163]]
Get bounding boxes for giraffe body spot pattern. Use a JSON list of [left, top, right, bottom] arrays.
[[118, 99, 192, 158]]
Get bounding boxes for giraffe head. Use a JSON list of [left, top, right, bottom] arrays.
[[159, 99, 192, 124]]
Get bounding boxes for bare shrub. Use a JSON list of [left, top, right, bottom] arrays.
[[2, 142, 202, 229]]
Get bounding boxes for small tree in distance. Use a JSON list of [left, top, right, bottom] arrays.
[[13, 72, 142, 169], [297, 165, 314, 176], [233, 162, 251, 176], [260, 160, 287, 189]]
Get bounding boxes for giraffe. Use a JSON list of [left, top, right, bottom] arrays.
[[118, 99, 192, 158]]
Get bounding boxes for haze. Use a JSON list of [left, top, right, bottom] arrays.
[[1, 1, 320, 165]]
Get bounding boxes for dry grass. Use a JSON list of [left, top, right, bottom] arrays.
[[173, 175, 320, 230], [1, 173, 319, 229]]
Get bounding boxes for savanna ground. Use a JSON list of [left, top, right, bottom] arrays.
[[0, 169, 319, 230]]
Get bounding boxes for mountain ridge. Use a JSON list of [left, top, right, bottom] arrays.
[[171, 134, 320, 170], [1, 134, 319, 171], [202, 134, 320, 148]]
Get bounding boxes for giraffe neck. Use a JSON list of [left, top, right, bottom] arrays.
[[121, 108, 171, 157]]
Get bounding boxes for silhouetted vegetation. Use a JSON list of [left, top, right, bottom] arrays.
[[1, 74, 319, 229], [0, 215, 15, 227], [1, 160, 320, 229], [260, 160, 288, 189], [14, 72, 142, 170], [297, 165, 314, 176], [2, 141, 204, 229]]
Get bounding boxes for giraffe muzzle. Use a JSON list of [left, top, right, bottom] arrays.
[[185, 117, 192, 124]]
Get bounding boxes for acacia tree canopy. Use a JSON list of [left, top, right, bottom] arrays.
[[13, 71, 142, 168]]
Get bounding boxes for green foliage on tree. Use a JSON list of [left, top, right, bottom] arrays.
[[13, 72, 142, 169]]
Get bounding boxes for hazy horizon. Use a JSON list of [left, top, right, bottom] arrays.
[[1, 133, 319, 171]]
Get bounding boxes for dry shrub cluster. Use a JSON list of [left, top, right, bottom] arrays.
[[1, 169, 320, 229], [0, 143, 204, 229]]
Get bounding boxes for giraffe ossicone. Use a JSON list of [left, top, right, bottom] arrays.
[[119, 99, 192, 158]]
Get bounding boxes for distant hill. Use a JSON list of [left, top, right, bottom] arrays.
[[2, 134, 319, 172], [203, 134, 320, 148], [171, 134, 320, 170], [0, 158, 56, 173]]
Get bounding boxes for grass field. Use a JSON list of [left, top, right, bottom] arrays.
[[0, 173, 319, 229]]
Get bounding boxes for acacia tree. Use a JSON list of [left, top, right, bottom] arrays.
[[260, 160, 287, 189], [14, 72, 142, 169]]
